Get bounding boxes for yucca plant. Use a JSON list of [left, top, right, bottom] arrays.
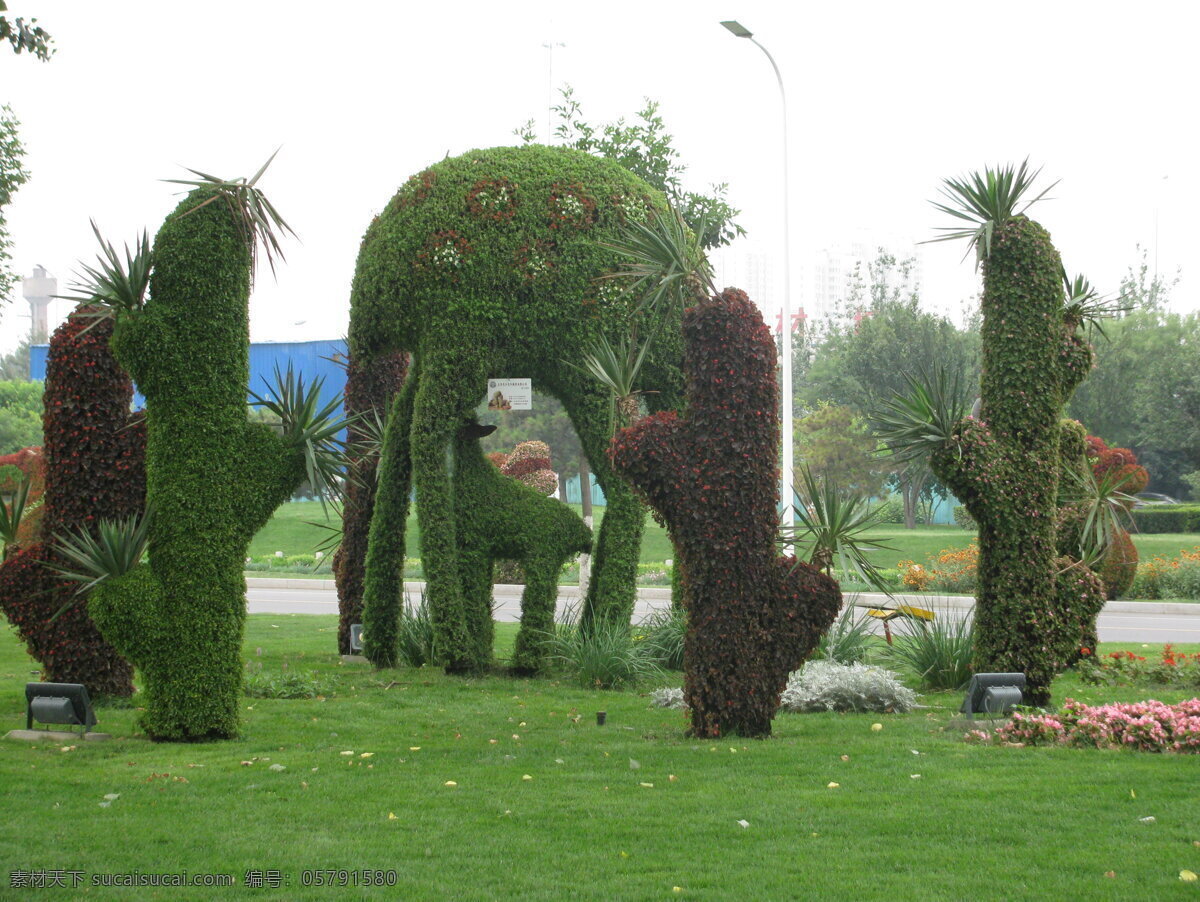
[[572, 206, 715, 433], [249, 363, 352, 513], [549, 605, 663, 690], [48, 507, 153, 600], [56, 220, 152, 332], [815, 605, 876, 665], [574, 331, 654, 431], [873, 366, 972, 465], [164, 148, 295, 280], [887, 607, 976, 691], [1061, 269, 1130, 339], [1061, 464, 1137, 570], [598, 206, 715, 314], [784, 464, 895, 593], [0, 473, 30, 559], [926, 159, 1057, 264]]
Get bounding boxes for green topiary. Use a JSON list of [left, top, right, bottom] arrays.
[[923, 165, 1103, 705], [452, 421, 591, 674], [89, 186, 311, 740], [350, 145, 683, 673]]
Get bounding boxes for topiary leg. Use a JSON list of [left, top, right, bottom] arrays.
[[511, 546, 574, 675], [571, 399, 643, 630], [411, 347, 489, 673], [362, 369, 419, 668]]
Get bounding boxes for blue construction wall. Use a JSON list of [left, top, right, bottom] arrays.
[[30, 338, 348, 412], [564, 473, 607, 507]]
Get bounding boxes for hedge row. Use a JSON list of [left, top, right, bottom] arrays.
[[1132, 505, 1200, 534]]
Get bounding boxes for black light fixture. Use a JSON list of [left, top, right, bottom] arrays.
[[25, 682, 97, 737], [960, 673, 1026, 719], [349, 624, 364, 654]]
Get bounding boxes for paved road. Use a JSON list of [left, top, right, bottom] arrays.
[[246, 580, 1200, 644]]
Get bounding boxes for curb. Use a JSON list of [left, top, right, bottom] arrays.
[[245, 579, 1200, 616]]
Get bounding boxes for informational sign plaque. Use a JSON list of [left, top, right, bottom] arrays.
[[483, 379, 532, 411]]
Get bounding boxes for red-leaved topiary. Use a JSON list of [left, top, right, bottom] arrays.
[[0, 310, 145, 696], [610, 288, 841, 738]]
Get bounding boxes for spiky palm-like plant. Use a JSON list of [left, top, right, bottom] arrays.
[[56, 221, 152, 333], [894, 163, 1103, 705], [574, 208, 714, 432], [784, 465, 894, 593], [164, 148, 295, 281], [927, 159, 1057, 264]]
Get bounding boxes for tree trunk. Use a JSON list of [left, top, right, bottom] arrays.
[[902, 469, 928, 530], [578, 453, 593, 594]]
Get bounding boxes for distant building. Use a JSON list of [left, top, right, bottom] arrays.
[[712, 249, 776, 311], [800, 233, 925, 317]]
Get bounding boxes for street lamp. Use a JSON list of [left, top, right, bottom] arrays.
[[721, 20, 795, 546]]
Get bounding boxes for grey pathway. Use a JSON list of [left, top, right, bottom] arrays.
[[245, 579, 1200, 644]]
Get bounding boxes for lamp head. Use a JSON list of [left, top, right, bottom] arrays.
[[720, 20, 753, 38]]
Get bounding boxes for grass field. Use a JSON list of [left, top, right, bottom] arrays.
[[3, 618, 1199, 900]]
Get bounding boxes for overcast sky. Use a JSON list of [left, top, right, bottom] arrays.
[[1, 0, 1196, 355]]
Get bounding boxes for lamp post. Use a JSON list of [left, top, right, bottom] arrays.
[[721, 20, 795, 547]]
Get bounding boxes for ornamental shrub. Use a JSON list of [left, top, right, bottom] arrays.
[[89, 189, 309, 740], [929, 211, 1103, 706], [1082, 434, 1145, 598], [610, 288, 841, 738], [1078, 644, 1200, 688], [952, 504, 976, 531], [651, 661, 917, 715], [1158, 554, 1200, 600], [0, 312, 143, 696], [333, 350, 407, 655], [0, 445, 44, 545], [351, 145, 683, 673], [1131, 505, 1200, 534]]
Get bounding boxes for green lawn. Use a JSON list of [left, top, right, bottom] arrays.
[[3, 618, 1200, 900]]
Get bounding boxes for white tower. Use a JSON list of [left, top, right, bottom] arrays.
[[21, 265, 56, 343]]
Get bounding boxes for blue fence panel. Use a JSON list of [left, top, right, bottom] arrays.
[[31, 339, 349, 414], [564, 474, 607, 507]]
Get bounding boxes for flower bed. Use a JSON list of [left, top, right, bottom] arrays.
[[1078, 644, 1200, 688], [966, 697, 1200, 753], [898, 541, 978, 593]]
